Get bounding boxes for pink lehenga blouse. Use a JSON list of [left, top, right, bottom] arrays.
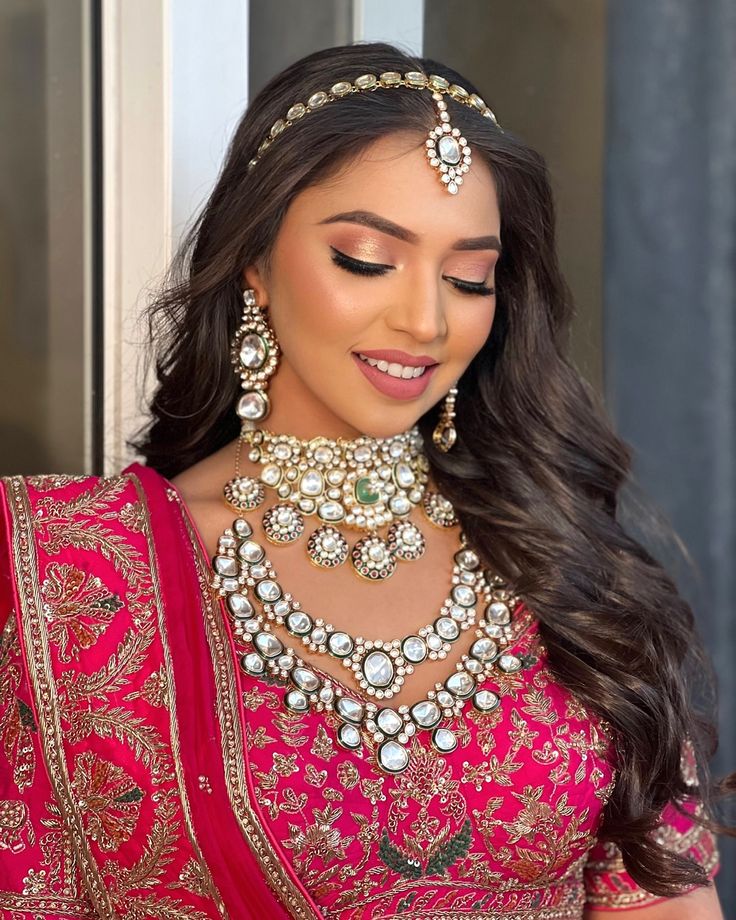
[[0, 466, 720, 919]]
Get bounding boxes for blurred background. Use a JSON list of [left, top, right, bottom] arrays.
[[0, 0, 734, 905]]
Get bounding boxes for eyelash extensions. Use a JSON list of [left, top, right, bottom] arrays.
[[330, 247, 495, 297]]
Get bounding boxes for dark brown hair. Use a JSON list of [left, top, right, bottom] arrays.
[[131, 40, 735, 895]]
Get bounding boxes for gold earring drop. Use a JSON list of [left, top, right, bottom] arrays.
[[223, 288, 280, 512], [231, 288, 280, 429], [432, 385, 458, 452]]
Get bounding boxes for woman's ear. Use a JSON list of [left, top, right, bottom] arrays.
[[241, 262, 269, 306]]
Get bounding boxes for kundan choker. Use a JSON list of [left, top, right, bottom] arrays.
[[223, 426, 457, 581]]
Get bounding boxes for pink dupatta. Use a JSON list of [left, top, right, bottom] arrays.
[[0, 465, 323, 918]]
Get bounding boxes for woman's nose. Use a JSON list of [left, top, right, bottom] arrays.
[[386, 270, 449, 343]]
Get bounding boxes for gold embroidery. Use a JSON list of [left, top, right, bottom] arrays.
[[273, 751, 300, 777], [276, 708, 311, 748], [4, 474, 226, 918], [283, 803, 355, 870], [0, 890, 96, 917], [0, 618, 37, 794], [71, 752, 144, 852], [39, 798, 87, 899], [176, 498, 321, 919], [118, 501, 145, 533], [242, 605, 623, 919], [242, 686, 279, 711], [0, 798, 35, 853], [311, 724, 339, 762], [247, 724, 278, 750], [35, 477, 149, 588], [336, 761, 360, 789], [130, 474, 225, 914], [175, 857, 215, 898], [305, 764, 328, 788], [26, 473, 89, 490], [124, 666, 169, 708], [40, 562, 124, 662], [583, 819, 719, 908], [6, 476, 115, 916]]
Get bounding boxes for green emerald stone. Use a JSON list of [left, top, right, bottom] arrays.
[[355, 477, 380, 505]]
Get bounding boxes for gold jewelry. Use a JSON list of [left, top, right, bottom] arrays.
[[224, 289, 281, 510], [223, 425, 437, 581], [247, 71, 503, 196], [433, 385, 458, 452], [231, 288, 280, 429], [211, 513, 525, 775], [223, 429, 265, 511]]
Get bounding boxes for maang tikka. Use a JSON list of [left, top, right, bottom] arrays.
[[246, 70, 504, 197]]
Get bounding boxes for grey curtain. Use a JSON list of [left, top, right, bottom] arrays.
[[604, 0, 736, 907]]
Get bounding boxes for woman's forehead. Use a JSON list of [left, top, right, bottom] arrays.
[[283, 132, 500, 241]]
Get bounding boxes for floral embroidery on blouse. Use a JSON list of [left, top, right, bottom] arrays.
[[239, 614, 719, 918]]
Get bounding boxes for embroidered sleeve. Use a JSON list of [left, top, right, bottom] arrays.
[[583, 740, 721, 910], [0, 496, 96, 918]]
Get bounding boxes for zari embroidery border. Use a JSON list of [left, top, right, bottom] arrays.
[[129, 474, 226, 918], [583, 822, 720, 909], [0, 891, 95, 918], [176, 498, 321, 920], [5, 476, 116, 918], [379, 911, 583, 920]]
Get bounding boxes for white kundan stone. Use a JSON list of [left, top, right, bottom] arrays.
[[377, 740, 409, 772], [363, 651, 394, 687]]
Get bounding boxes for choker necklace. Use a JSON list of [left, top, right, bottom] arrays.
[[210, 512, 525, 775], [223, 426, 455, 581]]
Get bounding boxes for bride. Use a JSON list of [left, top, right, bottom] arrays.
[[0, 41, 730, 919]]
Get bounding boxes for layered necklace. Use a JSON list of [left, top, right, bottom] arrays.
[[210, 426, 526, 775]]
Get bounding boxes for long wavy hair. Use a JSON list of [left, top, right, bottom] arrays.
[[131, 41, 735, 895]]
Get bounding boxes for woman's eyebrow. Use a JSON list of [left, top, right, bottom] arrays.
[[317, 209, 502, 254]]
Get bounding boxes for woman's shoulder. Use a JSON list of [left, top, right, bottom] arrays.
[[0, 464, 176, 535], [0, 464, 183, 640]]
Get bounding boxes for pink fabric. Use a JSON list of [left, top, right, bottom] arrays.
[[0, 469, 314, 918], [132, 461, 323, 919], [0, 468, 721, 919]]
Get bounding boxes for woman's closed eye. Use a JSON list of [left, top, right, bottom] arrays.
[[329, 247, 495, 297]]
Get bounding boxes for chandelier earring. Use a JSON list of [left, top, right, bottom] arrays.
[[432, 384, 458, 452], [223, 288, 280, 512]]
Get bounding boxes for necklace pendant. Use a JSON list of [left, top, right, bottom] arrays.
[[262, 503, 304, 544], [223, 476, 265, 512], [387, 520, 426, 561], [422, 491, 458, 528], [351, 535, 397, 581], [360, 648, 398, 693], [307, 525, 349, 568], [376, 738, 410, 773]]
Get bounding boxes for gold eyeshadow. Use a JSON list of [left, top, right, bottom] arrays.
[[332, 236, 391, 263]]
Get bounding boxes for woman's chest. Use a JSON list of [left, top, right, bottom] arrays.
[[240, 626, 617, 920]]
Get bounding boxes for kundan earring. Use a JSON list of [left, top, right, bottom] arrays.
[[224, 288, 281, 511], [432, 385, 458, 452], [232, 288, 280, 427]]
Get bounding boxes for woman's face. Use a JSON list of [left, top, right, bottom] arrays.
[[243, 130, 501, 440]]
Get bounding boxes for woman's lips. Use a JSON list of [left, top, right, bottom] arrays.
[[352, 352, 438, 400]]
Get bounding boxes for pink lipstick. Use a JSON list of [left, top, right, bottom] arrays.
[[352, 351, 439, 400]]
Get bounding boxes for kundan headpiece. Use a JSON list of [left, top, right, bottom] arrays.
[[247, 70, 503, 196]]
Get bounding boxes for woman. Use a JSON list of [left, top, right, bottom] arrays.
[[0, 41, 732, 919]]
